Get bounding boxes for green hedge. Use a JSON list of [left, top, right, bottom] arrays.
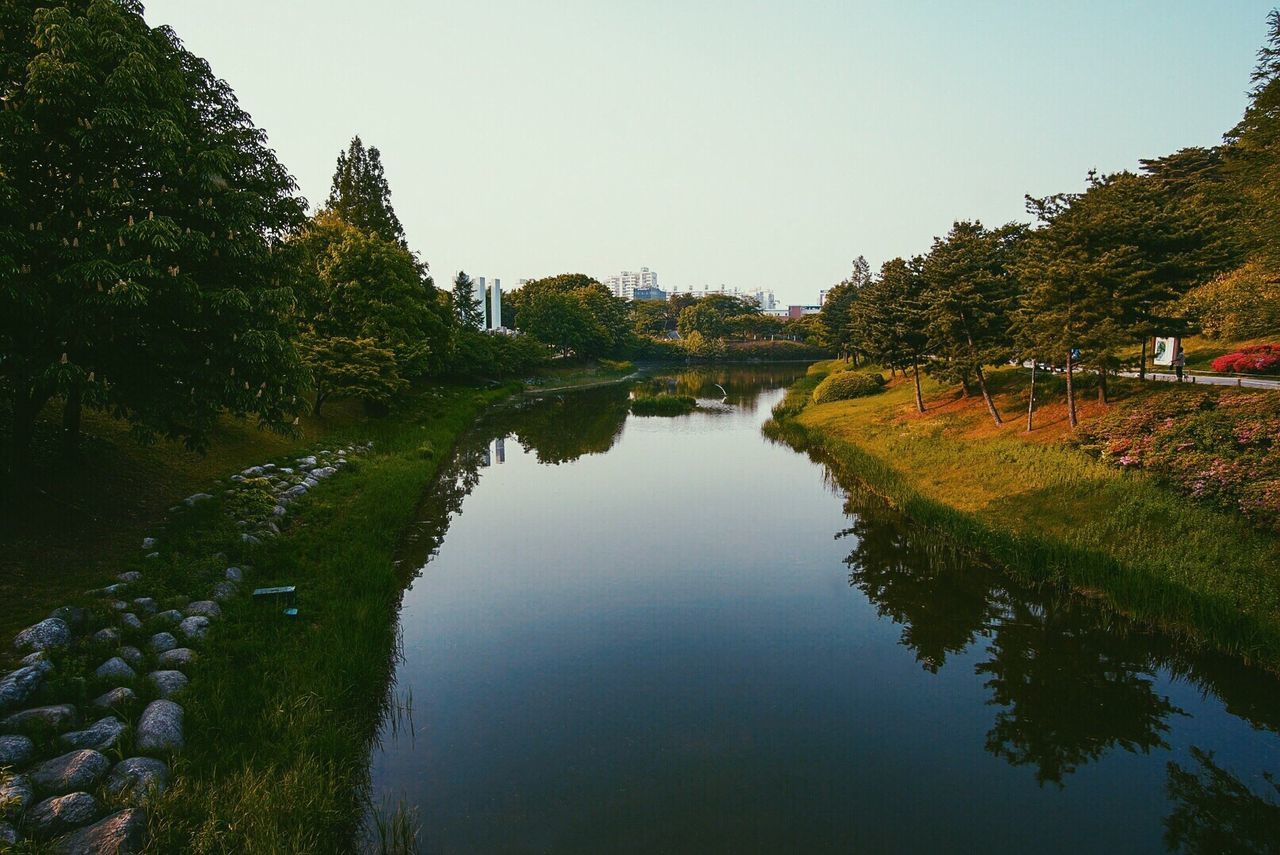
[[812, 371, 886, 404]]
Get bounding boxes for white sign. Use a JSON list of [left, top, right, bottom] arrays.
[[1153, 337, 1177, 367]]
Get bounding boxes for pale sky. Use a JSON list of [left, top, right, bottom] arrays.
[[144, 1, 1272, 304]]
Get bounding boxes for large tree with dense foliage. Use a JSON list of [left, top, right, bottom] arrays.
[[451, 269, 483, 329], [851, 257, 930, 412], [921, 221, 1025, 427], [0, 0, 309, 483], [324, 135, 405, 247], [820, 255, 871, 359], [291, 212, 447, 413], [513, 274, 629, 358], [675, 294, 759, 339]]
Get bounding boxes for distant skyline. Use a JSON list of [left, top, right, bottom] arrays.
[[145, 1, 1273, 304]]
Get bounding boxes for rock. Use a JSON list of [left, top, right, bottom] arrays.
[[131, 598, 157, 615], [297, 455, 317, 466], [224, 567, 243, 583], [118, 646, 143, 669], [105, 758, 168, 807], [30, 750, 109, 795], [141, 537, 156, 550], [0, 774, 33, 820], [135, 701, 183, 754], [117, 571, 143, 584], [240, 533, 262, 546], [91, 688, 135, 712], [183, 492, 212, 506], [281, 485, 307, 500], [153, 610, 183, 626], [157, 648, 196, 669], [27, 792, 101, 838], [0, 820, 15, 845], [47, 607, 87, 630], [94, 658, 135, 683], [148, 632, 177, 654], [211, 581, 238, 602], [47, 807, 146, 854], [91, 627, 121, 646], [144, 552, 159, 560], [0, 734, 34, 768], [271, 505, 287, 517], [60, 717, 126, 751], [312, 466, 337, 479], [242, 465, 264, 477], [110, 600, 129, 611], [0, 665, 47, 714], [147, 671, 188, 700], [93, 583, 126, 597], [184, 601, 221, 620], [119, 613, 143, 631], [177, 616, 210, 641], [1, 704, 79, 732], [13, 618, 70, 653], [20, 651, 49, 668]]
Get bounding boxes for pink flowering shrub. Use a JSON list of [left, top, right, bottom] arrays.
[[1078, 391, 1280, 532], [1210, 344, 1280, 375]]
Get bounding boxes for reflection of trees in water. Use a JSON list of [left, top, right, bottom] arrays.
[[504, 385, 631, 464], [784, 432, 1280, 799], [645, 365, 808, 413], [1164, 748, 1280, 854]]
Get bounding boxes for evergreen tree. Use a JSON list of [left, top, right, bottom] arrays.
[[1224, 10, 1280, 267], [0, 0, 309, 485], [820, 255, 871, 360], [852, 257, 930, 412], [325, 136, 406, 246], [452, 270, 483, 328]]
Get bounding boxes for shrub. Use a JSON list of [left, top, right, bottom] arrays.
[[1180, 261, 1280, 340], [1210, 345, 1280, 376], [598, 358, 634, 373], [630, 394, 697, 416], [811, 371, 886, 404]]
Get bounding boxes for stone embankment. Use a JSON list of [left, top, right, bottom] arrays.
[[0, 444, 369, 851]]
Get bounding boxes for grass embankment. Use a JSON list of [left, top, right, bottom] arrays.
[[769, 361, 1280, 668], [521, 358, 635, 394], [130, 384, 512, 852]]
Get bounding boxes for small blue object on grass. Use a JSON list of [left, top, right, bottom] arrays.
[[252, 586, 297, 617]]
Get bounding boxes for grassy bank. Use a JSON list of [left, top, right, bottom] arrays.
[[768, 361, 1280, 669], [127, 383, 512, 852]]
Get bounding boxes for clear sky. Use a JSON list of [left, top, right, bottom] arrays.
[[144, 1, 1273, 304]]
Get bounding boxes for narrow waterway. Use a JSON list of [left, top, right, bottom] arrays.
[[369, 366, 1280, 854]]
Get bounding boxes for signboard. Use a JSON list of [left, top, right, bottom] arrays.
[[1152, 337, 1178, 367]]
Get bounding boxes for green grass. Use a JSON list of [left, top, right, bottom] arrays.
[[629, 393, 697, 416], [130, 384, 512, 852], [520, 358, 636, 392], [769, 361, 1280, 669]]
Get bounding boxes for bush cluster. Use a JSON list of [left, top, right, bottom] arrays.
[[1210, 344, 1280, 375], [1079, 390, 1280, 531], [630, 394, 697, 416], [811, 371, 886, 404]]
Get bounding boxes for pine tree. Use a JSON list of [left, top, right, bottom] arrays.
[[852, 257, 930, 412], [452, 270, 484, 329], [325, 136, 407, 246]]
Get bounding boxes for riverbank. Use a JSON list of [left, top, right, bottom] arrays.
[[766, 361, 1280, 669]]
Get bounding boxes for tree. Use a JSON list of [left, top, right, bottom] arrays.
[[0, 0, 309, 484], [676, 294, 758, 339], [301, 336, 405, 416], [514, 275, 630, 358], [921, 221, 1024, 427], [324, 136, 406, 247], [820, 255, 871, 359], [452, 270, 483, 329], [852, 257, 930, 412], [292, 212, 447, 411], [1224, 10, 1280, 269]]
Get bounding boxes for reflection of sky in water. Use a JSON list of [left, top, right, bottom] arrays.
[[374, 369, 1280, 854]]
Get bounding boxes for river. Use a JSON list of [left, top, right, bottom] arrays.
[[368, 366, 1280, 854]]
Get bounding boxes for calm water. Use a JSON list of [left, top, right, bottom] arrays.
[[370, 367, 1280, 854]]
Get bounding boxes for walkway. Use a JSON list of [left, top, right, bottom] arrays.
[[1115, 370, 1280, 390]]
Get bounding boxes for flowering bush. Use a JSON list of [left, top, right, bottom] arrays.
[[1210, 344, 1280, 375], [1078, 391, 1280, 532]]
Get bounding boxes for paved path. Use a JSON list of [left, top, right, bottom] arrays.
[[1116, 370, 1280, 390]]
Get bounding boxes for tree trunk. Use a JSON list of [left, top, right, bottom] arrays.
[[1026, 361, 1036, 432], [313, 390, 327, 416], [912, 360, 925, 414], [61, 383, 83, 460], [1139, 338, 1147, 381], [1066, 349, 1078, 428], [974, 365, 1003, 427], [1097, 369, 1108, 404]]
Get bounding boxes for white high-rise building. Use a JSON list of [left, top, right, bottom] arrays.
[[604, 267, 659, 300], [489, 278, 503, 330]]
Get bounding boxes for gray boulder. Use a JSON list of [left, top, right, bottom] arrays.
[[118, 646, 143, 669], [60, 717, 126, 751], [240, 533, 262, 546], [94, 658, 135, 682], [183, 492, 212, 506], [117, 571, 143, 583], [48, 807, 147, 854], [27, 792, 101, 838], [104, 758, 168, 806], [91, 627, 120, 645], [0, 820, 15, 845], [178, 616, 210, 641], [153, 610, 183, 626], [225, 566, 243, 583], [20, 651, 49, 668], [0, 665, 47, 714], [271, 504, 287, 517], [211, 581, 238, 602], [91, 688, 135, 712], [131, 598, 157, 615], [119, 613, 143, 631], [135, 701, 183, 754], [148, 632, 178, 654], [1, 704, 79, 732], [157, 648, 196, 669], [184, 600, 221, 620], [147, 671, 188, 700], [30, 750, 109, 795], [0, 734, 34, 768], [47, 607, 87, 630], [140, 537, 156, 550], [13, 618, 70, 653], [0, 773, 32, 820], [281, 484, 307, 499]]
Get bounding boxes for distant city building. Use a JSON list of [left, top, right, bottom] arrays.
[[819, 289, 829, 306], [667, 285, 776, 310], [489, 278, 503, 330], [788, 305, 821, 319], [632, 287, 668, 302], [604, 267, 659, 300]]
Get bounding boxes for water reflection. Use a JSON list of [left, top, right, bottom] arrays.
[[1164, 748, 1280, 854]]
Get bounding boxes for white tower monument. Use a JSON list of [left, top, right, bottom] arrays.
[[489, 278, 503, 330]]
